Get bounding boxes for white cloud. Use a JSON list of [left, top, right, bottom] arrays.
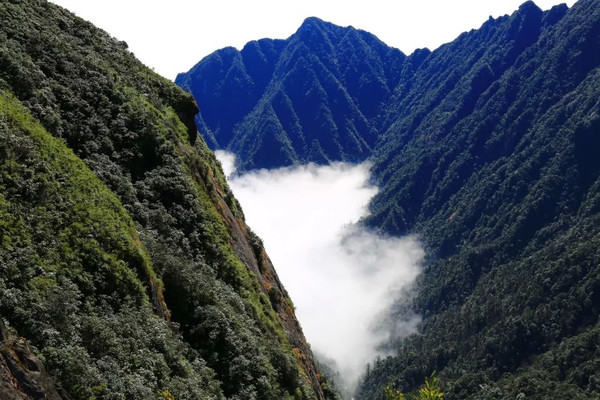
[[215, 150, 236, 178], [222, 155, 424, 391]]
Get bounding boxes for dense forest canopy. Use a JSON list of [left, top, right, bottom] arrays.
[[0, 0, 598, 398], [0, 1, 333, 399]]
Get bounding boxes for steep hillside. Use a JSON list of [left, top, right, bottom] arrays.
[[176, 17, 406, 170], [359, 1, 600, 398], [0, 1, 330, 399], [0, 318, 66, 399], [178, 0, 600, 398]]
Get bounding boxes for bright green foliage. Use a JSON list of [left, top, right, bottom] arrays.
[[385, 386, 407, 400], [385, 373, 444, 400], [0, 89, 222, 399]]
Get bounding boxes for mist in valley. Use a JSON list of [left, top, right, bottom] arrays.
[[216, 151, 424, 393]]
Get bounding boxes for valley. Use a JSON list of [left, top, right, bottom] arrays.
[[0, 0, 599, 399], [178, 1, 600, 398]]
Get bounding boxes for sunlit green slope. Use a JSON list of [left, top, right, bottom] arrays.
[[0, 1, 330, 399]]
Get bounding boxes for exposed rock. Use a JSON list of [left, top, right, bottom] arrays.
[[0, 319, 66, 400]]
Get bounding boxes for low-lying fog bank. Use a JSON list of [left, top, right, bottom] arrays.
[[216, 151, 424, 393]]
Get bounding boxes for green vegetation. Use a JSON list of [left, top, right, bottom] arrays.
[[0, 89, 222, 399], [3, 0, 598, 397], [385, 373, 444, 400], [0, 0, 328, 398], [359, 2, 600, 398]]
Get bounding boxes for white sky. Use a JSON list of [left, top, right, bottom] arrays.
[[49, 0, 575, 80]]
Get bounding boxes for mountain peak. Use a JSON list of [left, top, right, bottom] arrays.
[[516, 0, 543, 16], [299, 16, 327, 29], [179, 2, 600, 398], [295, 16, 350, 37], [177, 13, 405, 170]]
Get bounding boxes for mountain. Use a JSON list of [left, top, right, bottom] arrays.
[[175, 18, 406, 170], [0, 1, 332, 399], [177, 1, 600, 398]]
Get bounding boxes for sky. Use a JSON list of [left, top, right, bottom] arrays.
[[49, 0, 576, 80], [218, 152, 424, 391]]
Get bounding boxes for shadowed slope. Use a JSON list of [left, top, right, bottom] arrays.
[[176, 17, 406, 170]]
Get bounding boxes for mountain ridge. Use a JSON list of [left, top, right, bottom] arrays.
[[176, 16, 407, 170], [177, 1, 600, 398]]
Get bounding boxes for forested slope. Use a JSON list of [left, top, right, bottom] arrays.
[[0, 1, 330, 399], [178, 0, 600, 398], [360, 1, 600, 398]]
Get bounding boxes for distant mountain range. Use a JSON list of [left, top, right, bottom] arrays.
[[178, 1, 600, 398]]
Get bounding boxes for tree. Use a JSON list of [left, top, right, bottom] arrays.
[[385, 373, 444, 400]]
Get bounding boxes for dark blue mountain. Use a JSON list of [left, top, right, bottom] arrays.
[[176, 17, 407, 170]]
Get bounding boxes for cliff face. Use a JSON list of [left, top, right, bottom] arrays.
[[208, 178, 325, 397], [0, 1, 327, 399]]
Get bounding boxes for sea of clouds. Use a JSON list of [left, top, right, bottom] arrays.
[[216, 151, 424, 392]]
